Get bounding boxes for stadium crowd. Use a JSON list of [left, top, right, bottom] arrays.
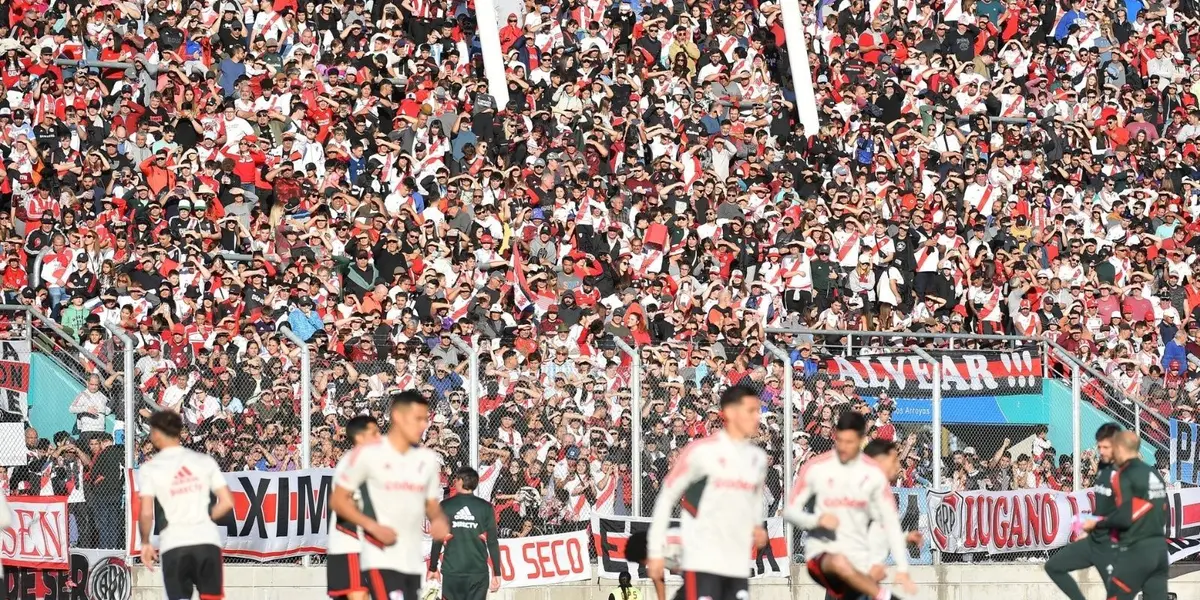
[[0, 0, 1194, 541]]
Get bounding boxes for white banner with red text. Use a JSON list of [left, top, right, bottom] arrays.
[[929, 486, 1200, 559], [3, 496, 70, 570], [927, 488, 1095, 554], [591, 515, 789, 579], [127, 467, 591, 586], [454, 529, 592, 587]]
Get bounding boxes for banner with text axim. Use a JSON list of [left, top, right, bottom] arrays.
[[128, 468, 335, 560]]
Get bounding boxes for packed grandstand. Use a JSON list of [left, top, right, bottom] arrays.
[[2, 0, 1195, 550]]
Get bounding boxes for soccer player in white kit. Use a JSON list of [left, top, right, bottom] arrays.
[[331, 390, 450, 600], [785, 412, 916, 600], [137, 410, 235, 600], [646, 385, 769, 600], [327, 415, 381, 600]]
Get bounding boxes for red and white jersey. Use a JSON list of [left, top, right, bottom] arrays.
[[137, 446, 227, 553], [833, 228, 862, 268], [784, 451, 910, 574], [40, 250, 76, 287], [783, 255, 813, 291], [964, 182, 998, 217], [1013, 310, 1040, 336], [860, 235, 895, 265], [914, 245, 940, 273], [973, 286, 1004, 322], [592, 471, 618, 516], [335, 441, 441, 575]]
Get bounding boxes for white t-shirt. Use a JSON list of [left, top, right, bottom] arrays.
[[335, 441, 442, 574], [138, 446, 227, 553]]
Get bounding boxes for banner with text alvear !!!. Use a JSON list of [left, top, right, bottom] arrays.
[[927, 488, 1095, 554], [591, 515, 788, 580], [824, 347, 1042, 397], [128, 468, 336, 561]]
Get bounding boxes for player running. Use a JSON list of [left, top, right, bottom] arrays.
[[327, 415, 382, 600], [1082, 431, 1169, 600], [860, 439, 924, 589], [785, 412, 916, 600], [1044, 423, 1122, 600], [646, 384, 770, 600], [331, 390, 451, 600], [137, 410, 235, 600], [428, 466, 503, 600]]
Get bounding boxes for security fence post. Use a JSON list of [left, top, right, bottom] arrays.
[[1072, 357, 1082, 491], [911, 348, 941, 490], [613, 337, 642, 517], [104, 322, 135, 557], [280, 327, 312, 568], [763, 341, 793, 561], [450, 334, 480, 468]]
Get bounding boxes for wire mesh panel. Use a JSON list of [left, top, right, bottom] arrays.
[[0, 309, 130, 551], [475, 332, 634, 537], [635, 339, 788, 522]]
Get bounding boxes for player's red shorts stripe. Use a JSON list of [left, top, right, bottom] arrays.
[[684, 571, 697, 600], [1111, 577, 1131, 593], [806, 555, 843, 599], [370, 570, 387, 600], [349, 554, 363, 592]]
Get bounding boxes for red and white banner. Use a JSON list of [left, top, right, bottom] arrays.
[[128, 468, 335, 560], [2, 496, 70, 569], [479, 529, 592, 587], [591, 515, 789, 579], [927, 488, 1094, 554], [128, 466, 591, 588], [824, 347, 1043, 396]]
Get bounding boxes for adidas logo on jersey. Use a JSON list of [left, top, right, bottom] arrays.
[[173, 466, 194, 482], [452, 506, 478, 529]]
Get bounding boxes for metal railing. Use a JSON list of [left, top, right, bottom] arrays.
[[17, 316, 1177, 562]]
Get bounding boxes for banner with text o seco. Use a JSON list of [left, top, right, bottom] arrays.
[[926, 488, 1095, 554], [3, 496, 70, 570], [823, 347, 1043, 397], [486, 529, 592, 587], [128, 468, 336, 560], [590, 515, 789, 580]]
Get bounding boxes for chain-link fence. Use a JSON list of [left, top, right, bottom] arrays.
[[0, 306, 130, 551], [635, 340, 789, 520], [474, 329, 635, 537], [30, 310, 1159, 566]]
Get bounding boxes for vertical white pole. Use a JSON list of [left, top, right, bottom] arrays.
[[778, 0, 820, 132], [469, 335, 480, 469], [475, 0, 511, 109], [280, 328, 312, 568], [1072, 362, 1081, 491], [105, 323, 135, 557]]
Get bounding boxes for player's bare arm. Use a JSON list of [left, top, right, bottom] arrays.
[[139, 489, 158, 568]]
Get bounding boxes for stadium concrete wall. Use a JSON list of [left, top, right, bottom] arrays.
[[129, 564, 1200, 599]]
